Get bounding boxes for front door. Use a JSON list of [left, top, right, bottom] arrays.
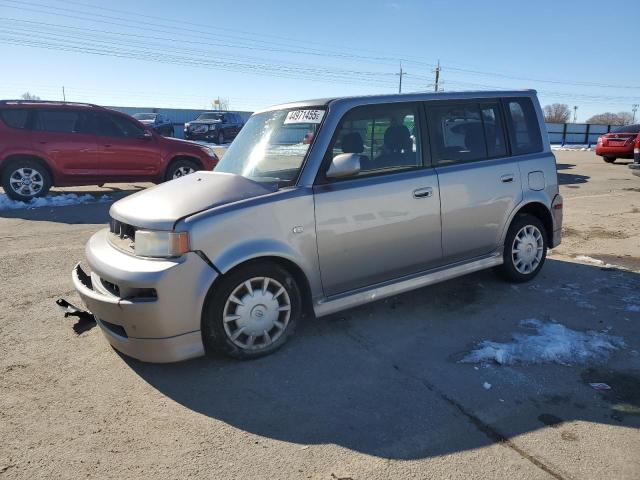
[[93, 112, 162, 179], [313, 102, 442, 297], [426, 101, 522, 263]]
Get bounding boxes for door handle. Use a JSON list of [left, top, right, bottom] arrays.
[[501, 174, 515, 183], [413, 187, 433, 198]]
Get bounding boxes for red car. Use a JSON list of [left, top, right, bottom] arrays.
[[0, 100, 219, 201], [595, 124, 640, 163]]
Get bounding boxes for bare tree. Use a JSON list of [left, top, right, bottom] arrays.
[[20, 92, 41, 100], [543, 103, 571, 123], [212, 97, 230, 111], [587, 112, 634, 125]]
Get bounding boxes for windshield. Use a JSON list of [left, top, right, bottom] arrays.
[[612, 124, 640, 133], [133, 113, 156, 121], [197, 113, 223, 121], [215, 107, 325, 185]]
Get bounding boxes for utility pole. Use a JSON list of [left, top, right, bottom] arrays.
[[633, 104, 639, 123], [434, 60, 441, 92], [396, 62, 404, 94], [573, 105, 578, 123], [62, 86, 66, 102]]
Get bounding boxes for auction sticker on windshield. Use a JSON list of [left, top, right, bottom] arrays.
[[284, 109, 325, 124]]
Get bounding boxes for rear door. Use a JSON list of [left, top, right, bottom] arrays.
[[427, 100, 522, 263], [313, 102, 443, 296], [93, 112, 162, 179], [31, 108, 100, 181]]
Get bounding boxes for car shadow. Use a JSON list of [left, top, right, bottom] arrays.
[[122, 258, 640, 460], [556, 163, 589, 185], [0, 188, 141, 224]]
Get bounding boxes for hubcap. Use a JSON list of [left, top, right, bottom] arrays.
[[172, 166, 195, 179], [512, 225, 544, 274], [223, 277, 291, 350], [9, 167, 44, 197]]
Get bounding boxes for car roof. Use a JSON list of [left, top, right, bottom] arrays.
[[255, 90, 537, 114]]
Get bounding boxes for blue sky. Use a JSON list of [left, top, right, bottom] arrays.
[[0, 0, 638, 120]]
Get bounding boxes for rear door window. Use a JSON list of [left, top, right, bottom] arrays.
[[0, 109, 30, 129], [428, 103, 487, 164], [34, 109, 93, 134], [480, 103, 507, 158], [503, 98, 542, 155]]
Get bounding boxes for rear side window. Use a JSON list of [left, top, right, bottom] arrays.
[[504, 98, 542, 155], [0, 109, 30, 129], [35, 109, 87, 133], [612, 124, 640, 133], [428, 104, 486, 164]]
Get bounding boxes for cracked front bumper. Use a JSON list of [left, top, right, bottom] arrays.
[[72, 229, 218, 363]]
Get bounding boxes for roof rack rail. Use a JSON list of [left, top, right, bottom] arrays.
[[0, 99, 102, 108]]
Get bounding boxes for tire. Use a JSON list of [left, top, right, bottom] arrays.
[[216, 131, 225, 145], [164, 158, 200, 181], [2, 158, 52, 201], [603, 156, 616, 163], [495, 214, 547, 283], [202, 261, 302, 359]]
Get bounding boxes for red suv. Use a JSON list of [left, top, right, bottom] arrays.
[[595, 124, 640, 163], [0, 101, 219, 201]]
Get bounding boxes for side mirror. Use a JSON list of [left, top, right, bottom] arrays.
[[138, 130, 153, 140], [326, 153, 361, 179]]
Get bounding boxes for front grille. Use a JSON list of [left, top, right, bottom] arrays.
[[109, 218, 136, 253], [101, 278, 120, 297]]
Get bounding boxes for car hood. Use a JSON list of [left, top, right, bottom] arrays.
[[109, 172, 276, 230]]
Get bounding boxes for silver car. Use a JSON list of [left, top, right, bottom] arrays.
[[72, 91, 563, 362]]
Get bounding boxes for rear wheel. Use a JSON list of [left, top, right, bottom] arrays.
[[496, 214, 547, 283], [2, 159, 52, 201], [202, 261, 302, 359], [603, 156, 616, 163], [164, 158, 200, 181]]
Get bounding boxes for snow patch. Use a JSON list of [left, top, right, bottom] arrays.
[[483, 382, 492, 390], [461, 319, 624, 366], [575, 255, 623, 270], [0, 193, 110, 210], [551, 144, 594, 151]]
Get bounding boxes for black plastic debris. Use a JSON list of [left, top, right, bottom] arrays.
[[56, 298, 96, 334]]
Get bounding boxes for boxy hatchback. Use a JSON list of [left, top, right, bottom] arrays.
[[72, 90, 563, 362]]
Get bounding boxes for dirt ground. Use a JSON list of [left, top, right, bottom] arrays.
[[1, 150, 639, 480]]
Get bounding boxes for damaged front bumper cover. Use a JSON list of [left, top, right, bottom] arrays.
[[70, 229, 218, 363]]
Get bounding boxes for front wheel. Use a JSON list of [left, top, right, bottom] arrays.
[[164, 158, 200, 181], [2, 159, 52, 201], [202, 261, 302, 359], [495, 214, 547, 283]]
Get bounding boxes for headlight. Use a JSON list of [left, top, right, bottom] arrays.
[[200, 146, 217, 158], [134, 230, 189, 258], [184, 123, 190, 129]]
